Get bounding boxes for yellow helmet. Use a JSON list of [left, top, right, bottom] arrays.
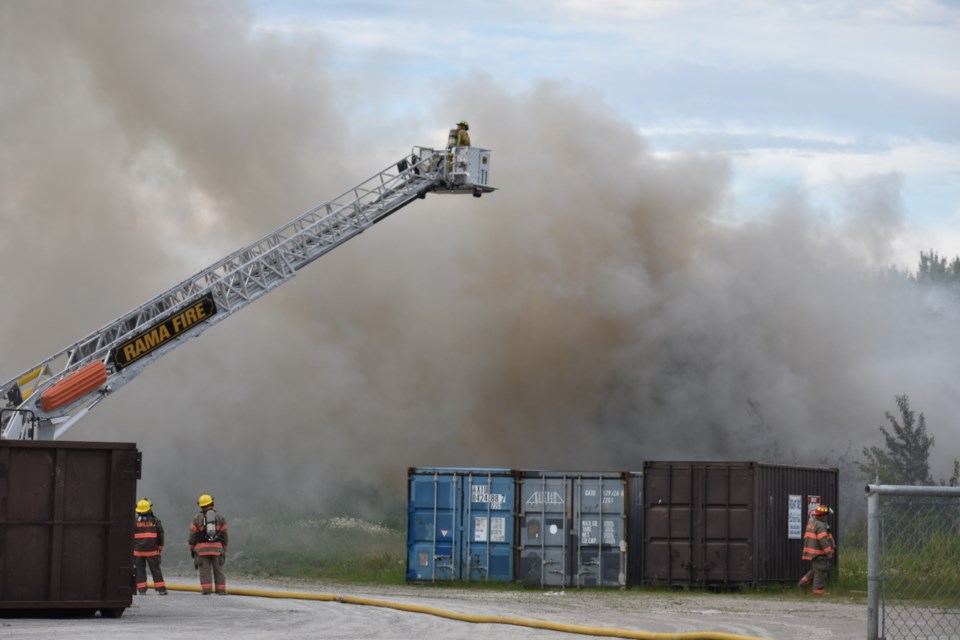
[[136, 498, 152, 513], [198, 494, 214, 508], [457, 120, 469, 130]]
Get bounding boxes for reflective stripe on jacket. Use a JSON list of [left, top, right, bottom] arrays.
[[134, 513, 164, 557], [188, 509, 229, 556], [802, 518, 835, 561]]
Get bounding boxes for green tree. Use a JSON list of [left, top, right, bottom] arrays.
[[917, 250, 960, 285], [859, 394, 934, 485]]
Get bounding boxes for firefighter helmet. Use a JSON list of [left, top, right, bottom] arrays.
[[813, 504, 831, 517], [457, 120, 469, 130], [198, 493, 214, 508], [136, 498, 152, 513]]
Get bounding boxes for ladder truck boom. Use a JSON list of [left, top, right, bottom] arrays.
[[1, 145, 494, 440]]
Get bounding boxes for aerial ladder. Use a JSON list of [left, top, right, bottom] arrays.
[[0, 144, 494, 441]]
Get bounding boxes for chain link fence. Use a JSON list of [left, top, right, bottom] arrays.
[[867, 485, 960, 640]]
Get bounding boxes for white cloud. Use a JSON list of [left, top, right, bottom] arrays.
[[891, 224, 960, 269], [251, 0, 960, 245]]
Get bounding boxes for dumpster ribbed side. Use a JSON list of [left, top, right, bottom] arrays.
[[0, 440, 140, 614]]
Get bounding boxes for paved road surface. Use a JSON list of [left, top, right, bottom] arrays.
[[0, 575, 868, 639]]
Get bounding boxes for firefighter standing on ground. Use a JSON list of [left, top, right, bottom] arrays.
[[134, 498, 167, 595], [799, 504, 836, 595], [188, 493, 229, 595]]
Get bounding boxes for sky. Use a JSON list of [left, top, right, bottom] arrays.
[[1, 1, 959, 530], [254, 0, 960, 263]]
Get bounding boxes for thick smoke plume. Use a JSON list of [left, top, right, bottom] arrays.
[[2, 2, 958, 530]]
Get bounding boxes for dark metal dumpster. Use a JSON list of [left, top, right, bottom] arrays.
[[642, 461, 838, 587], [0, 440, 141, 617]]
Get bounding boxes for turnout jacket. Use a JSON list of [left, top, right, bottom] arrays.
[[134, 512, 165, 557], [801, 517, 835, 561], [188, 509, 228, 557], [447, 128, 471, 147]]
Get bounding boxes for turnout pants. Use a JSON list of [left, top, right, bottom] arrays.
[[135, 556, 165, 592], [802, 556, 832, 591], [197, 555, 226, 594]]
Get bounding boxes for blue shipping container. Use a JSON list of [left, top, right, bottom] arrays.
[[406, 468, 516, 582]]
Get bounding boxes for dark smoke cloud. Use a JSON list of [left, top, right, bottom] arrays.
[[2, 2, 958, 531]]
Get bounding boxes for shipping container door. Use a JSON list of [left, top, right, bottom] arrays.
[[701, 464, 755, 584], [573, 474, 627, 587], [643, 463, 696, 586], [406, 471, 461, 581], [518, 473, 571, 587], [644, 462, 757, 586], [460, 473, 515, 582]]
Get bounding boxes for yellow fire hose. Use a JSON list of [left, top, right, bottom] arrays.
[[152, 583, 765, 640]]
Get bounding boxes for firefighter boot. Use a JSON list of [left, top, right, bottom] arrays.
[[812, 588, 827, 595], [797, 576, 810, 592], [138, 589, 147, 595], [158, 588, 168, 595]]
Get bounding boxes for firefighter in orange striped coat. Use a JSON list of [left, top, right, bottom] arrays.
[[134, 498, 167, 595], [798, 504, 835, 595], [188, 493, 229, 595]]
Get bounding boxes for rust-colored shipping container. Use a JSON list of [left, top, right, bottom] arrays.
[[642, 461, 838, 587], [0, 440, 140, 617]]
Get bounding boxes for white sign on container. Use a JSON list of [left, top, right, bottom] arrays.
[[788, 494, 803, 540]]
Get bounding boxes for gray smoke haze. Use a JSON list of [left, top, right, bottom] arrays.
[[2, 2, 958, 528]]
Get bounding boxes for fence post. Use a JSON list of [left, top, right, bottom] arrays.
[[864, 483, 960, 639], [866, 485, 881, 640]]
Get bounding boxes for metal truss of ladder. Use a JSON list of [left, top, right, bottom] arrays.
[[1, 145, 491, 440]]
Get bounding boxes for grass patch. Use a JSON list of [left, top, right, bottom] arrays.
[[837, 547, 868, 592], [178, 507, 956, 607], [226, 513, 407, 584]]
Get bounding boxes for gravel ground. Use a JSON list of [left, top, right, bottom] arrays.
[[0, 573, 870, 639]]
